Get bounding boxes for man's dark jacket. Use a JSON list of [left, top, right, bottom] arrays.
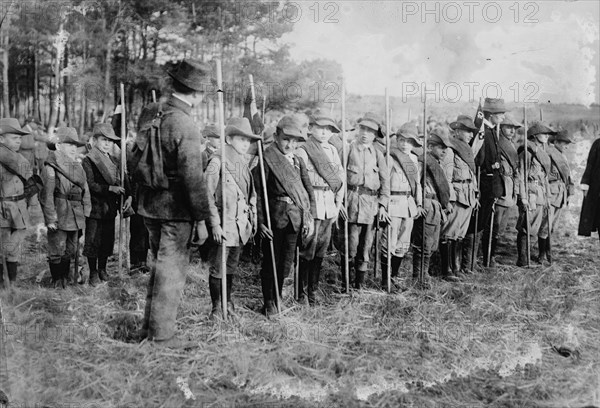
[[579, 137, 600, 236]]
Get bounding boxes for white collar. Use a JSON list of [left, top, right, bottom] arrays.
[[172, 93, 193, 107]]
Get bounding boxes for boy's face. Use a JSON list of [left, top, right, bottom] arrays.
[[58, 142, 78, 159], [227, 135, 252, 155], [397, 136, 414, 153], [357, 124, 377, 145], [555, 140, 570, 152], [310, 124, 333, 143], [502, 126, 517, 140], [428, 143, 447, 161], [275, 132, 299, 155], [454, 129, 473, 143], [0, 133, 23, 151], [207, 137, 220, 149], [535, 133, 549, 144], [95, 135, 113, 154]]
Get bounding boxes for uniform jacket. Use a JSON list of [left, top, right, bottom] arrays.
[[443, 148, 477, 209], [578, 137, 600, 236], [295, 138, 344, 221], [136, 95, 209, 221], [547, 144, 574, 209], [388, 151, 421, 218], [517, 140, 551, 210], [0, 145, 32, 229], [82, 149, 131, 220], [345, 140, 390, 224], [253, 144, 316, 233], [40, 150, 91, 231], [475, 125, 504, 199], [205, 145, 257, 247], [496, 133, 520, 208]]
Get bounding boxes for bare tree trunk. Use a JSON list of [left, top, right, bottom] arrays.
[[47, 22, 65, 134], [103, 45, 111, 118], [34, 50, 40, 120], [2, 21, 10, 118], [63, 44, 70, 125]]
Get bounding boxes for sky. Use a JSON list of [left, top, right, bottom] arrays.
[[282, 0, 600, 105]]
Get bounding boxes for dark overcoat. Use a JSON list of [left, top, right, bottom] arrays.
[[135, 95, 209, 222], [82, 154, 131, 220], [475, 126, 504, 199], [578, 138, 600, 236]]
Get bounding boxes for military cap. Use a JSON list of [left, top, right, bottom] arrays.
[[202, 124, 220, 139], [276, 115, 307, 139], [449, 115, 478, 132], [527, 122, 556, 138], [553, 129, 573, 144], [396, 122, 422, 146], [225, 117, 261, 140], [0, 118, 30, 135], [309, 110, 340, 133], [92, 123, 120, 141], [167, 59, 211, 92], [55, 127, 86, 146], [500, 114, 522, 128], [428, 126, 452, 148], [482, 98, 507, 114], [357, 112, 382, 132]]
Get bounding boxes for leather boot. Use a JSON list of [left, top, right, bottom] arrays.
[[308, 257, 323, 306], [516, 232, 528, 267], [545, 238, 553, 265], [60, 258, 70, 288], [297, 258, 310, 302], [209, 276, 223, 321], [453, 240, 463, 276], [354, 269, 365, 290], [6, 262, 18, 282], [226, 276, 236, 317], [440, 241, 457, 282], [88, 257, 100, 286], [536, 237, 548, 265], [260, 273, 278, 316], [461, 234, 475, 273], [49, 262, 62, 288], [391, 256, 402, 278], [412, 252, 431, 289], [98, 257, 109, 281]]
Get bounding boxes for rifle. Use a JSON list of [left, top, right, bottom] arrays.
[[384, 88, 392, 293], [0, 298, 9, 405], [485, 123, 500, 267], [117, 83, 128, 276], [341, 80, 350, 293], [523, 106, 530, 266], [419, 91, 428, 286], [294, 247, 299, 300], [470, 167, 480, 272], [250, 75, 281, 314], [216, 60, 228, 320]]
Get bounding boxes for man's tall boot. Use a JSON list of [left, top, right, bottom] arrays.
[[209, 276, 223, 321], [98, 257, 109, 281], [260, 272, 277, 316], [297, 258, 310, 303], [49, 262, 62, 289], [391, 256, 402, 278], [516, 232, 528, 267], [308, 257, 323, 306], [6, 262, 18, 282], [354, 266, 365, 290], [440, 241, 457, 282], [60, 258, 70, 289], [545, 238, 553, 265], [226, 275, 236, 317], [461, 234, 475, 274], [88, 257, 99, 287], [412, 251, 431, 289], [453, 240, 463, 276], [536, 237, 548, 266]]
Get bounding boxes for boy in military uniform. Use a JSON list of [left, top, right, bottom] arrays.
[[40, 127, 92, 288], [516, 123, 554, 266], [254, 114, 316, 315], [411, 127, 452, 288], [440, 115, 478, 280], [205, 118, 259, 320], [342, 112, 390, 290], [295, 111, 344, 305], [82, 123, 132, 285], [0, 119, 35, 288], [381, 122, 423, 288]]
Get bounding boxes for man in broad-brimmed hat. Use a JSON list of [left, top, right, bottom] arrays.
[[341, 112, 390, 290], [475, 97, 508, 268], [295, 110, 345, 305], [515, 122, 555, 266], [439, 115, 479, 280], [135, 59, 211, 347], [578, 129, 600, 242], [40, 127, 92, 289], [411, 127, 452, 288], [254, 114, 316, 316], [546, 128, 574, 240], [0, 119, 36, 289]]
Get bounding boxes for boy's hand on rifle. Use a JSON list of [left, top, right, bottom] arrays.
[[259, 224, 273, 241], [416, 205, 427, 218], [302, 219, 314, 240], [518, 197, 530, 212], [212, 225, 226, 244], [47, 223, 58, 232], [445, 202, 454, 215], [337, 206, 348, 221], [378, 206, 391, 224], [123, 196, 133, 212], [109, 186, 125, 195]]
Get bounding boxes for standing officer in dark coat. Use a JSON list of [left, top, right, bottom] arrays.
[[474, 98, 507, 267], [578, 135, 600, 241], [135, 60, 210, 347]]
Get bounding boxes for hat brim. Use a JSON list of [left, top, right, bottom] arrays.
[[312, 118, 340, 133], [278, 126, 306, 139], [449, 122, 477, 131], [0, 126, 30, 136], [357, 120, 379, 132], [225, 125, 261, 140], [60, 136, 86, 146], [94, 132, 120, 142], [167, 71, 206, 92], [397, 133, 423, 146], [483, 108, 507, 114]]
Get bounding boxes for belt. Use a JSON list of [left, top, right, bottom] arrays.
[[549, 179, 561, 184], [0, 194, 26, 202], [453, 179, 472, 184], [54, 192, 83, 201], [391, 190, 411, 196], [348, 185, 378, 196], [273, 196, 294, 205], [313, 185, 331, 191]]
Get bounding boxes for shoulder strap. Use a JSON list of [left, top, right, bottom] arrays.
[[47, 162, 85, 191]]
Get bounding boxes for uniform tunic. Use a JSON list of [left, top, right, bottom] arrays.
[[441, 149, 477, 241], [516, 141, 550, 238]]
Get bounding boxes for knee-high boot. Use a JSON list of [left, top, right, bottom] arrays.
[[209, 276, 222, 320]]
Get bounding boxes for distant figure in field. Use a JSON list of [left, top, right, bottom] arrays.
[[578, 135, 600, 243]]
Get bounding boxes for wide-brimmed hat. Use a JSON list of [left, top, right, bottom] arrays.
[[396, 122, 422, 146], [0, 118, 30, 135], [527, 122, 556, 138], [357, 112, 382, 132], [449, 115, 478, 132], [309, 110, 340, 133], [553, 129, 573, 144], [202, 124, 220, 139], [55, 127, 86, 146], [428, 126, 452, 148], [92, 123, 120, 141], [225, 117, 261, 140], [276, 115, 307, 139], [500, 114, 522, 128], [167, 59, 211, 92], [482, 98, 507, 114]]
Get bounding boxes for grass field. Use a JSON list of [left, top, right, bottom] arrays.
[[1, 117, 599, 408]]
